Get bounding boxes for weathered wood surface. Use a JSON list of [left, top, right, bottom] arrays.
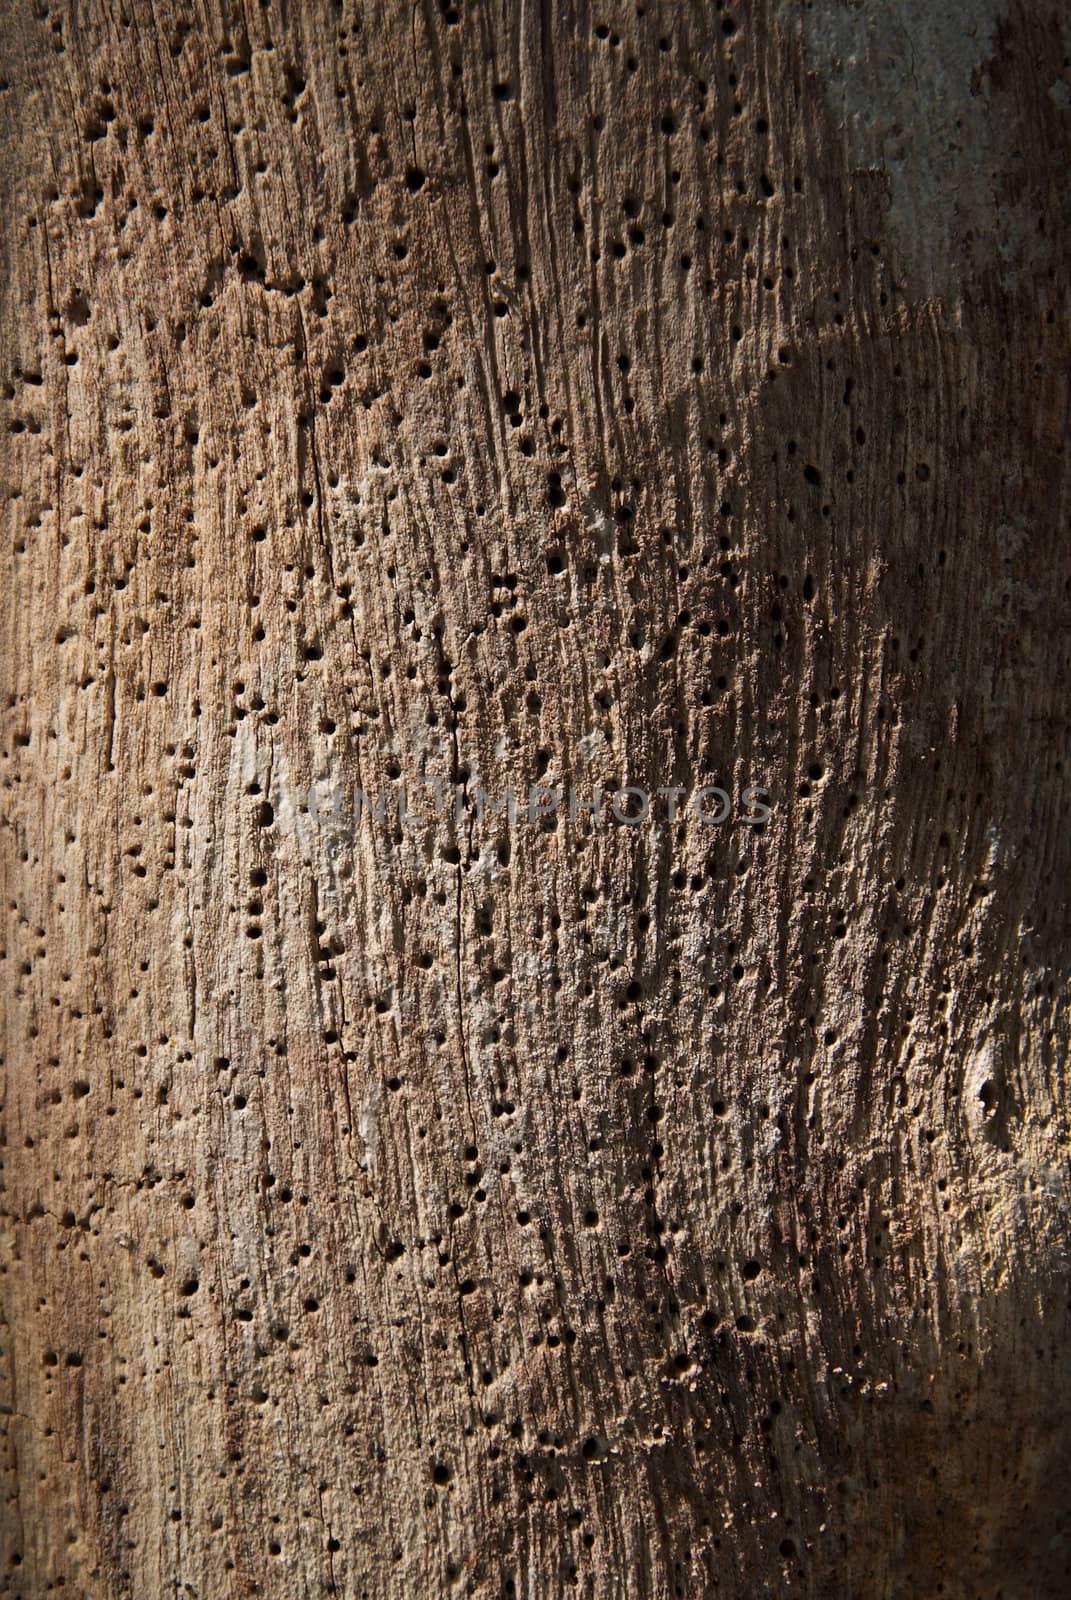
[[1, 2, 1070, 1595]]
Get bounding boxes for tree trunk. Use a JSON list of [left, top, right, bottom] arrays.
[[2, 2, 1069, 1595]]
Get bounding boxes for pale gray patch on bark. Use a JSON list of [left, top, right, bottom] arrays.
[[796, 0, 1040, 293]]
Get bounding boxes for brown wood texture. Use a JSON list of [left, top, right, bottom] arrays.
[[2, 2, 1070, 1596]]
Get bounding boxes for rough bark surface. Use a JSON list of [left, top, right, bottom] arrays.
[[1, 2, 1069, 1596]]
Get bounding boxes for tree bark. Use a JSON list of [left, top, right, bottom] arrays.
[[2, 2, 1069, 1596]]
